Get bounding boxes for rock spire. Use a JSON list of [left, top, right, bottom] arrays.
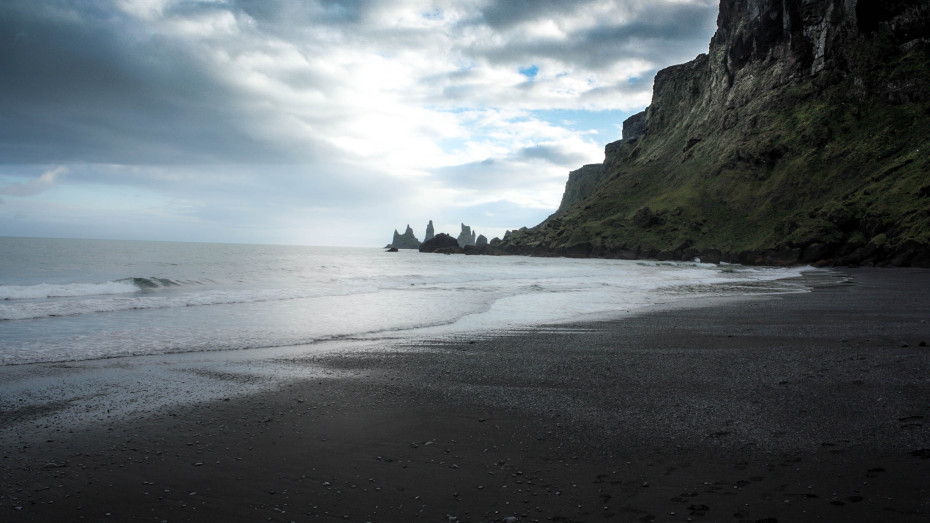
[[387, 224, 421, 249]]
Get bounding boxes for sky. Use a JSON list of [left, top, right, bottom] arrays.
[[0, 0, 719, 247]]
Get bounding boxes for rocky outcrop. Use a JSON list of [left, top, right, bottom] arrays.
[[464, 234, 491, 255], [387, 225, 421, 249], [551, 164, 605, 217], [498, 0, 930, 267], [621, 111, 646, 142], [424, 220, 435, 242], [419, 233, 463, 254], [457, 223, 477, 248]]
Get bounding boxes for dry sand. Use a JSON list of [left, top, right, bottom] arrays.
[[2, 268, 929, 522]]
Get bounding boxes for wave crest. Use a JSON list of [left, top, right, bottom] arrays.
[[0, 277, 179, 301]]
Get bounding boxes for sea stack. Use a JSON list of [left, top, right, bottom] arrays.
[[387, 225, 421, 249], [424, 220, 435, 242], [457, 223, 477, 248]]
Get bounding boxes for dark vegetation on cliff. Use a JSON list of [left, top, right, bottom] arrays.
[[497, 0, 930, 266]]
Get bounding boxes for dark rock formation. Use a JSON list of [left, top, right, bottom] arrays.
[[464, 234, 491, 255], [387, 225, 420, 249], [497, 0, 930, 266], [552, 164, 605, 217], [457, 223, 477, 248], [419, 233, 463, 253], [621, 111, 646, 142], [424, 220, 435, 242], [386, 247, 398, 252]]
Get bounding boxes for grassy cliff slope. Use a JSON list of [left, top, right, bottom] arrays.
[[496, 0, 930, 266]]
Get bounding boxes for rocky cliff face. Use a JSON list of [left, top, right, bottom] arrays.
[[499, 0, 930, 266], [388, 225, 421, 249], [457, 223, 477, 248], [552, 164, 605, 216]]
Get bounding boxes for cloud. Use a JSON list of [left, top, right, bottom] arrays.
[[0, 0, 717, 163], [0, 167, 67, 196], [518, 144, 588, 165], [0, 0, 720, 244]]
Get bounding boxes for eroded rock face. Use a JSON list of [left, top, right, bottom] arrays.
[[621, 111, 646, 142], [388, 225, 421, 249], [552, 164, 605, 217], [498, 0, 930, 266], [457, 223, 477, 248], [424, 220, 435, 242]]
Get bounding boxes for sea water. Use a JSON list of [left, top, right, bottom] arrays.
[[0, 237, 810, 366]]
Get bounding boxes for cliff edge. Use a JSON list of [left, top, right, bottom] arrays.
[[499, 0, 930, 266]]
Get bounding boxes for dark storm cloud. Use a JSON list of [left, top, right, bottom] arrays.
[[0, 1, 324, 164], [475, 1, 718, 71]]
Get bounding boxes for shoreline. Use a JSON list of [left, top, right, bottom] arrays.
[[2, 268, 930, 521]]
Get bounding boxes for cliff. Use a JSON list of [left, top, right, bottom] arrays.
[[552, 164, 605, 217], [498, 0, 930, 266]]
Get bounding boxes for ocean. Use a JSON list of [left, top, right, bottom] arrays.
[[0, 237, 811, 367]]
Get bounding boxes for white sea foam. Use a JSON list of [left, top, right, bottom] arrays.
[[0, 280, 140, 300]]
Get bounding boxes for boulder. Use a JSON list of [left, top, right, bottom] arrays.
[[419, 233, 461, 253]]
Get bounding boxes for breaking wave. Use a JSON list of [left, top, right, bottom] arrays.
[[0, 277, 180, 301]]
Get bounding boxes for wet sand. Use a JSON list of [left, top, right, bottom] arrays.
[[2, 268, 930, 522]]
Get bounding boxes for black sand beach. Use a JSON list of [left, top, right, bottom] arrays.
[[2, 268, 930, 522]]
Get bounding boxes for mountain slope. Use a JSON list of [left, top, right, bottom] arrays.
[[498, 0, 930, 266]]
